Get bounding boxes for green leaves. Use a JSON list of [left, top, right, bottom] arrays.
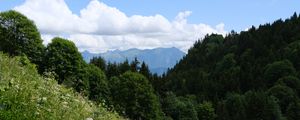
[[87, 64, 109, 104], [43, 37, 86, 90], [109, 72, 163, 120], [268, 85, 297, 114], [196, 102, 216, 120], [0, 10, 44, 68], [218, 91, 284, 120], [264, 60, 296, 87]]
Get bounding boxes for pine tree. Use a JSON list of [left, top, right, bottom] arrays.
[[140, 61, 151, 79], [130, 57, 140, 72]]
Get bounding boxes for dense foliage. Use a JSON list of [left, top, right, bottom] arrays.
[[0, 10, 44, 69], [161, 13, 300, 120], [43, 37, 89, 93], [109, 72, 163, 120]]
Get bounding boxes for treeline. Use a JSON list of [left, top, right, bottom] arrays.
[[157, 13, 300, 120]]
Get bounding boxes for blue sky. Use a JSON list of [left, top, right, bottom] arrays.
[[73, 0, 300, 31], [1, 0, 300, 53], [1, 0, 299, 32]]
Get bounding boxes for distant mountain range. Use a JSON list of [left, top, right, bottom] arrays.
[[81, 47, 186, 75]]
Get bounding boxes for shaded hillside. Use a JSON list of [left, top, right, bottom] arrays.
[[160, 13, 300, 120], [167, 13, 300, 95]]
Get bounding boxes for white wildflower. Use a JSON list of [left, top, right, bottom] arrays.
[[34, 111, 40, 115], [42, 97, 47, 101]]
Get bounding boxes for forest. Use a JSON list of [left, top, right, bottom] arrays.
[[1, 10, 300, 120]]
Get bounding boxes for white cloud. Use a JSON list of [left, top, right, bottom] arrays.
[[14, 0, 227, 53], [41, 34, 56, 45], [15, 0, 81, 34], [175, 11, 192, 23]]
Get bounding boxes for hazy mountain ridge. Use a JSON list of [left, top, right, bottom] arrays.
[[82, 47, 186, 75]]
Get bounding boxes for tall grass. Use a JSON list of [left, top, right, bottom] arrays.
[[0, 53, 122, 120]]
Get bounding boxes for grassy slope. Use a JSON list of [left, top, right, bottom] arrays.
[[0, 53, 122, 120]]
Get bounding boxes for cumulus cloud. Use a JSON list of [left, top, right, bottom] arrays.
[[15, 0, 81, 34], [14, 0, 227, 53]]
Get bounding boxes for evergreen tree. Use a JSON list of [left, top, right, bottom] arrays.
[[140, 61, 151, 79], [119, 59, 131, 73], [90, 56, 106, 71], [106, 62, 120, 79], [130, 57, 140, 72]]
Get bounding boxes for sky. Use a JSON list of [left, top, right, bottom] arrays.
[[0, 0, 300, 53]]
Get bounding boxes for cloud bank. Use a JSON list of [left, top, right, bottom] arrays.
[[15, 0, 227, 53]]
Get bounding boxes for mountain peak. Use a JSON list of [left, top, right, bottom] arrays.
[[81, 47, 186, 75]]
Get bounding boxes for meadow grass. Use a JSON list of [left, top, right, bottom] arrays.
[[0, 53, 123, 120]]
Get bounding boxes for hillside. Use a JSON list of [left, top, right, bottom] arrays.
[[2, 9, 300, 120], [160, 13, 300, 119], [0, 53, 122, 120], [0, 10, 164, 120], [82, 47, 186, 75], [167, 13, 300, 95]]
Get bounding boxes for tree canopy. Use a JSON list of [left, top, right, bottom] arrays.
[[0, 10, 44, 68], [43, 37, 87, 92], [109, 72, 163, 120]]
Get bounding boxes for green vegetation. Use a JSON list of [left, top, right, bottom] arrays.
[[160, 12, 300, 120], [0, 10, 44, 70], [86, 64, 109, 105], [43, 37, 88, 93], [1, 9, 300, 120], [0, 53, 121, 120], [109, 72, 163, 120], [0, 10, 163, 119]]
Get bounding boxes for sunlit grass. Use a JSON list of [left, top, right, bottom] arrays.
[[0, 53, 122, 120]]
